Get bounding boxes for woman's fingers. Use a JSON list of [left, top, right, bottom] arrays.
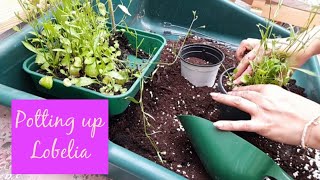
[[233, 65, 252, 84], [227, 90, 269, 108], [235, 38, 260, 61], [235, 41, 252, 61], [234, 49, 256, 79], [232, 84, 269, 93], [210, 92, 259, 115], [213, 120, 262, 132]]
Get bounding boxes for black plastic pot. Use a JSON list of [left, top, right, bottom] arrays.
[[218, 67, 251, 120], [180, 44, 225, 87], [218, 67, 235, 94]]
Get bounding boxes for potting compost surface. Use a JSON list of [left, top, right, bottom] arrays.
[[185, 57, 212, 65], [110, 36, 320, 179]]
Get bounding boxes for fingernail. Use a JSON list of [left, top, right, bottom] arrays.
[[210, 92, 219, 98], [227, 91, 233, 95], [233, 86, 238, 90], [213, 122, 223, 128], [233, 79, 240, 84], [248, 54, 255, 60]]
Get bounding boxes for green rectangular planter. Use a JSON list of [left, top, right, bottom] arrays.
[[0, 0, 320, 179], [22, 26, 166, 116]]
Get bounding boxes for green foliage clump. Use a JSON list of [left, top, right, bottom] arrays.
[[241, 53, 293, 86], [19, 0, 140, 95]]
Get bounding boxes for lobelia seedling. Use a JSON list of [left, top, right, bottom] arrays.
[[125, 11, 204, 163], [17, 0, 144, 96]]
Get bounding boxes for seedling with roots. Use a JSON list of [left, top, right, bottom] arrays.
[[229, 0, 320, 87], [126, 11, 204, 163]]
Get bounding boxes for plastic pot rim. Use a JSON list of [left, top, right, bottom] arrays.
[[218, 66, 235, 94], [180, 43, 225, 67]]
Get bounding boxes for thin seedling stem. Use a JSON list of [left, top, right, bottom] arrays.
[[107, 0, 116, 33]]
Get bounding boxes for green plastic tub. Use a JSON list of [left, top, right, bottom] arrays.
[[1, 0, 320, 179], [22, 26, 165, 116]]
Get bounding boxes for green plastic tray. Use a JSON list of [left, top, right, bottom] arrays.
[[22, 26, 165, 116], [1, 0, 320, 179]]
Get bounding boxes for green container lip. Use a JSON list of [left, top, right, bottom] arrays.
[[22, 27, 166, 99]]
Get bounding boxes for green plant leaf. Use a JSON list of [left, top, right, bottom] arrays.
[[113, 84, 121, 92], [28, 31, 38, 36], [101, 57, 110, 64], [31, 38, 43, 43], [84, 57, 94, 65], [110, 46, 116, 52], [40, 62, 50, 70], [102, 76, 111, 84], [60, 37, 71, 46], [114, 41, 119, 48], [120, 87, 127, 94], [118, 4, 131, 16], [125, 96, 140, 104], [12, 26, 21, 32], [98, 2, 107, 16], [69, 28, 80, 39], [105, 62, 115, 71], [74, 57, 83, 68], [22, 41, 38, 54], [233, 68, 238, 74], [63, 78, 73, 87], [60, 69, 67, 76], [39, 76, 53, 89], [70, 65, 81, 77], [43, 22, 56, 36], [241, 74, 250, 84], [76, 77, 96, 87], [133, 72, 141, 78], [99, 86, 108, 94], [52, 49, 67, 52], [35, 53, 46, 64], [107, 71, 125, 80], [115, 51, 121, 57], [85, 63, 99, 77], [61, 54, 70, 66]]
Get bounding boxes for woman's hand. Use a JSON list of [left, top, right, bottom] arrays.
[[234, 26, 320, 84], [210, 85, 320, 149], [234, 38, 262, 84], [235, 38, 260, 61]]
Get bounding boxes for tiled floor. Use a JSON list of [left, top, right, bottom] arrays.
[[0, 105, 107, 180]]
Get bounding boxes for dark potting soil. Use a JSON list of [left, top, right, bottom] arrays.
[[111, 31, 150, 60], [185, 57, 212, 65], [37, 32, 149, 94], [109, 36, 319, 179]]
